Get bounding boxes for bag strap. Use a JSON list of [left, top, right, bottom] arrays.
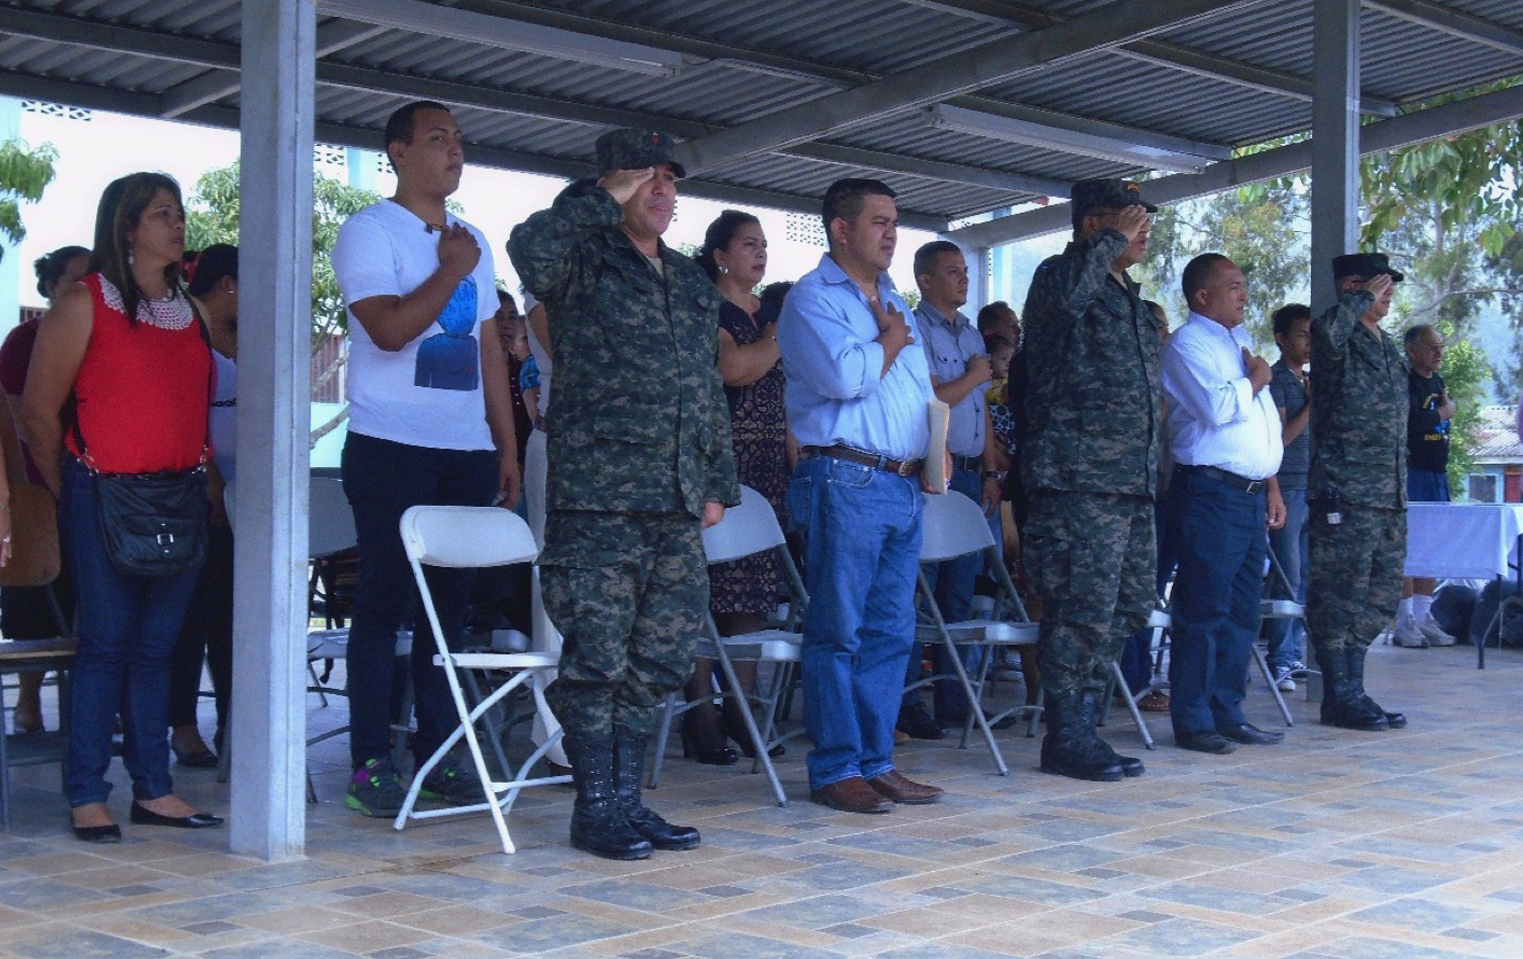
[[72, 298, 215, 473]]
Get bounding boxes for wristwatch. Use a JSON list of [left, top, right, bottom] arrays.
[[982, 470, 1006, 482]]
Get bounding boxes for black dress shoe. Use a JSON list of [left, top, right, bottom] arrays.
[[1175, 730, 1237, 754], [1218, 723, 1284, 745], [72, 822, 122, 844], [896, 700, 945, 741], [129, 803, 224, 829]]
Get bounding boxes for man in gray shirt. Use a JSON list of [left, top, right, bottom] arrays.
[[1266, 304, 1312, 691]]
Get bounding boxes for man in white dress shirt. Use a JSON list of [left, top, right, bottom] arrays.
[[1161, 253, 1286, 754]]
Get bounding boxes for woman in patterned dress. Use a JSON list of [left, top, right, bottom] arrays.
[[680, 210, 794, 763]]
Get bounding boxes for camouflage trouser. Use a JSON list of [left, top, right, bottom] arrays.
[[1306, 505, 1405, 653], [539, 510, 708, 739], [1024, 490, 1156, 695]]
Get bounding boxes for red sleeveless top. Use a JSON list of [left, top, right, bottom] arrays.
[[65, 273, 213, 474]]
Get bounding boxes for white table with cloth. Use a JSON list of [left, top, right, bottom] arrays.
[[1404, 502, 1523, 667]]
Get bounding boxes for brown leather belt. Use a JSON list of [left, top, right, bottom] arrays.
[[804, 445, 923, 477]]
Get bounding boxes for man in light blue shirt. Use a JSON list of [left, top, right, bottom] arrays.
[[778, 178, 945, 814], [1160, 253, 1286, 756], [901, 240, 1002, 737]]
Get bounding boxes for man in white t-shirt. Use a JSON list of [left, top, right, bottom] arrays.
[[331, 100, 520, 818]]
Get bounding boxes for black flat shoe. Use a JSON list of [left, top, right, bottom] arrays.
[[172, 744, 219, 768], [129, 802, 224, 829], [1175, 730, 1237, 754], [72, 821, 122, 844], [679, 720, 739, 766]]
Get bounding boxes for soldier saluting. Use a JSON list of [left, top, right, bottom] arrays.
[[509, 129, 739, 860], [1306, 253, 1408, 732]]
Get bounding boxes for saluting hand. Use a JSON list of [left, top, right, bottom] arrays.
[[598, 167, 655, 205], [436, 223, 481, 280], [1113, 205, 1151, 243], [1361, 274, 1394, 299]]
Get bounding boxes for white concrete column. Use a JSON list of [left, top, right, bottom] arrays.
[[1310, 0, 1361, 313], [230, 0, 315, 860]]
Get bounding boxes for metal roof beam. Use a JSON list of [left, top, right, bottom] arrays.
[[675, 0, 1260, 176], [0, 7, 237, 68], [317, 0, 685, 76], [1364, 0, 1523, 57], [909, 0, 1399, 115], [926, 104, 1226, 174], [313, 63, 1056, 195], [945, 81, 1523, 246], [158, 21, 388, 119]]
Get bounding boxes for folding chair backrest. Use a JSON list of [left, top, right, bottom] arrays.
[[920, 489, 994, 563], [702, 485, 785, 566], [308, 475, 357, 559], [400, 505, 539, 569]]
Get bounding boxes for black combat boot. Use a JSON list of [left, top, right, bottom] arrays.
[[562, 731, 653, 860], [1345, 646, 1406, 729], [1315, 647, 1388, 731], [1039, 691, 1125, 782], [1077, 688, 1144, 778], [613, 723, 701, 851]]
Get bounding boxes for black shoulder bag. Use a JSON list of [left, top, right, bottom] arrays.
[[73, 316, 213, 579]]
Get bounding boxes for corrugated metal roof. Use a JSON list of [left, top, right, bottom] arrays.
[[0, 0, 1519, 228]]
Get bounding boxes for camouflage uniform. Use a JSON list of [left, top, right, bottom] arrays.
[[507, 180, 740, 739], [1306, 289, 1409, 653], [1021, 229, 1162, 694]]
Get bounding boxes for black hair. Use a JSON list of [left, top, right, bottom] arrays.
[[1142, 299, 1165, 318], [184, 243, 238, 298], [696, 209, 761, 282], [759, 280, 794, 319], [986, 335, 1016, 355], [90, 172, 185, 327], [34, 245, 90, 300], [820, 178, 895, 243], [976, 301, 1015, 333], [496, 288, 516, 307], [383, 100, 450, 159], [1181, 253, 1231, 305], [913, 240, 963, 282], [1272, 303, 1312, 339]]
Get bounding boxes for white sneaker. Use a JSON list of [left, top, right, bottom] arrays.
[[1418, 617, 1457, 647], [1393, 620, 1428, 648], [1272, 666, 1296, 692]]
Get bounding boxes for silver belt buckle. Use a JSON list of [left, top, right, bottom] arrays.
[[1245, 479, 1262, 494]]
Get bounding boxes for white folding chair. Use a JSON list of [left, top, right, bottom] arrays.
[[647, 485, 806, 807], [395, 505, 569, 853], [913, 490, 1040, 777]]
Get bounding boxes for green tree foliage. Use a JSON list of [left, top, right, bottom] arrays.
[[1135, 164, 1308, 351], [1360, 78, 1523, 487], [185, 161, 379, 346], [0, 138, 59, 260], [186, 161, 380, 444]]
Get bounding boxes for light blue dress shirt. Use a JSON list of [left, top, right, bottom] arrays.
[[913, 301, 987, 457], [778, 253, 934, 462]]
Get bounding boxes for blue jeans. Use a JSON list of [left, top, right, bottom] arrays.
[[61, 458, 201, 807], [1266, 488, 1308, 670], [341, 432, 497, 769], [1167, 469, 1267, 736], [907, 469, 982, 721], [789, 455, 923, 790]]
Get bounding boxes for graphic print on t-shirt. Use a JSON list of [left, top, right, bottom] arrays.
[[415, 275, 480, 391]]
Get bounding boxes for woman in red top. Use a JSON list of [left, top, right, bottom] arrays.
[[22, 172, 222, 842]]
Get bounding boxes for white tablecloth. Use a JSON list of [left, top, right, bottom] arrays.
[[1404, 503, 1523, 580]]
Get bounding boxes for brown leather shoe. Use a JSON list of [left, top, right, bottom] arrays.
[[810, 776, 893, 814], [865, 769, 944, 805]]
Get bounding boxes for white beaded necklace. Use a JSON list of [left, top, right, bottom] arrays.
[[99, 275, 194, 331]]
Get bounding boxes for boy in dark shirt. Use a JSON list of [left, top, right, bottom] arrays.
[[1396, 324, 1456, 647]]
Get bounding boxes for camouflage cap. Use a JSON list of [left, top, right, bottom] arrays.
[[594, 128, 686, 178], [1071, 178, 1158, 215], [1332, 252, 1404, 283]]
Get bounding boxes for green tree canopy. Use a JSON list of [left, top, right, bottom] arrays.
[[0, 138, 59, 261]]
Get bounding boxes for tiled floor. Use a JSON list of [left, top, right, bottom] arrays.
[[4, 642, 1523, 959]]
